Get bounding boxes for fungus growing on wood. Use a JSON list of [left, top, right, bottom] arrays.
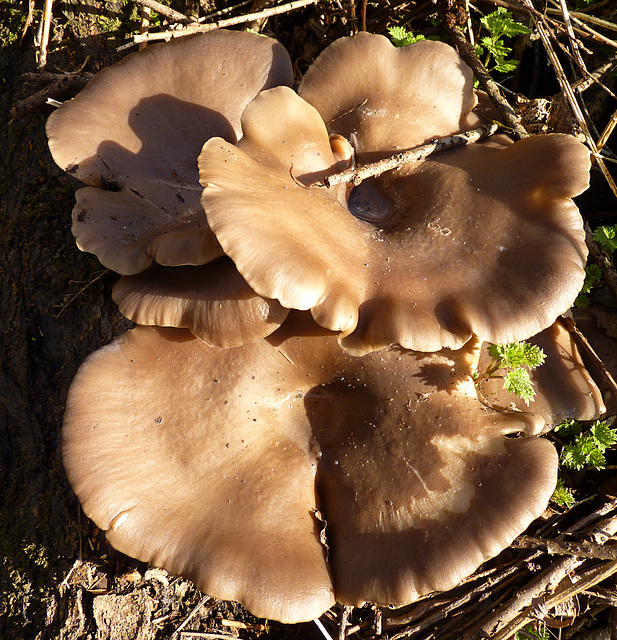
[[63, 317, 559, 622], [199, 42, 590, 354], [46, 30, 293, 275]]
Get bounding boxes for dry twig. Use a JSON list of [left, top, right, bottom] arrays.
[[512, 535, 617, 561], [12, 71, 93, 120], [133, 0, 196, 24], [120, 0, 321, 48], [438, 0, 528, 139], [171, 595, 211, 639], [520, 0, 617, 200], [322, 123, 500, 187], [462, 514, 617, 639]]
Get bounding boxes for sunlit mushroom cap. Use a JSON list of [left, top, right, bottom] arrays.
[[477, 320, 606, 428], [199, 63, 590, 354], [298, 34, 482, 161], [46, 30, 293, 274], [63, 316, 558, 622]]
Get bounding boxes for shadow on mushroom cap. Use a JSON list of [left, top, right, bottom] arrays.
[[63, 315, 562, 622], [46, 30, 293, 275]]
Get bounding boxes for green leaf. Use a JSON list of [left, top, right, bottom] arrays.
[[481, 36, 512, 62], [587, 447, 607, 469], [495, 59, 520, 73], [388, 26, 425, 47], [554, 418, 583, 438], [552, 479, 575, 508], [481, 8, 531, 40], [503, 367, 535, 404], [591, 420, 617, 450], [593, 225, 617, 254], [561, 442, 587, 470], [488, 342, 546, 369]]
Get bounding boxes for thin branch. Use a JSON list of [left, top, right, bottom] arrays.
[[546, 6, 617, 34], [322, 123, 500, 187], [597, 107, 617, 153], [19, 0, 36, 46], [314, 617, 335, 640], [170, 595, 211, 639], [521, 0, 617, 200], [12, 72, 93, 120], [556, 0, 586, 71], [438, 0, 528, 139], [132, 0, 197, 25], [512, 535, 617, 561], [491, 560, 617, 640], [120, 0, 321, 49], [461, 514, 617, 639], [562, 313, 617, 412]]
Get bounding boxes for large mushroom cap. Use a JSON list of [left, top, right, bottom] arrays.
[[297, 34, 481, 160], [199, 74, 589, 354], [46, 30, 293, 274], [64, 317, 558, 621]]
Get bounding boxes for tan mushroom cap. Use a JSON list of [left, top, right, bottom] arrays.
[[113, 258, 289, 347], [46, 30, 293, 275], [572, 308, 617, 414], [298, 34, 482, 161], [64, 316, 557, 621], [477, 320, 606, 429], [199, 84, 589, 354]]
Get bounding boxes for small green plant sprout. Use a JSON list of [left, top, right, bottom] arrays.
[[551, 478, 575, 509], [593, 224, 617, 254], [387, 25, 426, 48], [575, 264, 603, 307], [478, 341, 546, 405], [475, 8, 530, 74], [515, 622, 550, 640], [557, 419, 617, 470]]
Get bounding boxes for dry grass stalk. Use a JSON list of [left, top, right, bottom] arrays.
[[520, 0, 617, 200], [38, 0, 54, 69]]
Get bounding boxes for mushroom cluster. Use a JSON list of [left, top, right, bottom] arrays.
[[48, 30, 606, 623]]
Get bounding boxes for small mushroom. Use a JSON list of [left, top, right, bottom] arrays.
[[198, 52, 590, 354], [477, 320, 606, 428], [46, 30, 293, 275], [63, 314, 560, 622]]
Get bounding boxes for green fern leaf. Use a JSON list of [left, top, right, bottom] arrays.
[[593, 225, 617, 254]]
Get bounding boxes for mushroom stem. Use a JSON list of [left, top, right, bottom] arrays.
[[322, 122, 500, 187]]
